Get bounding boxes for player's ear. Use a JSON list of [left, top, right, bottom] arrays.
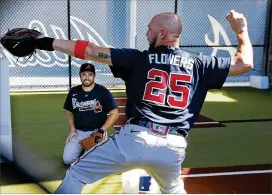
[[160, 29, 167, 39]]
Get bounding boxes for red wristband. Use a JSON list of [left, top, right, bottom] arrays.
[[74, 40, 89, 59]]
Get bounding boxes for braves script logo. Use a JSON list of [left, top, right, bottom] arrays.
[[72, 98, 102, 112], [2, 15, 235, 68]]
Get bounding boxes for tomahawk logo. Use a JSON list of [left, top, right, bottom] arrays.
[[204, 15, 236, 57], [86, 64, 91, 70]]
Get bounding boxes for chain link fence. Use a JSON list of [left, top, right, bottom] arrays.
[[0, 0, 270, 92], [177, 0, 267, 86], [0, 0, 70, 91]]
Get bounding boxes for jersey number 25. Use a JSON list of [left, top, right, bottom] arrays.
[[143, 68, 192, 109]]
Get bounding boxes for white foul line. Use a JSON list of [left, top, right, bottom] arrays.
[[181, 169, 272, 178], [114, 97, 127, 100], [194, 121, 219, 124]]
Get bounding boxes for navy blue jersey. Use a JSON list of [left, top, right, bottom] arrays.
[[110, 46, 231, 131], [63, 84, 117, 131]]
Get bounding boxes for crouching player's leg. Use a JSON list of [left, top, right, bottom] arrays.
[[55, 135, 128, 194], [55, 169, 84, 194]]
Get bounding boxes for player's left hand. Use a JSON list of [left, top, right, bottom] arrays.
[[66, 130, 77, 144], [0, 28, 43, 57], [79, 129, 105, 150]]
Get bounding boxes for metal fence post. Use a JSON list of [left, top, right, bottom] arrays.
[[262, 0, 272, 77], [67, 0, 72, 90], [174, 0, 178, 14]]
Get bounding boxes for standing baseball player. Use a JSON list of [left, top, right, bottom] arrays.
[[0, 10, 253, 194], [63, 63, 119, 165]]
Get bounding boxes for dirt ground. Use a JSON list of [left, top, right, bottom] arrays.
[[182, 164, 272, 194]]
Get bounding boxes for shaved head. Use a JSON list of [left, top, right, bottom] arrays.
[[152, 12, 182, 35], [146, 12, 182, 49]]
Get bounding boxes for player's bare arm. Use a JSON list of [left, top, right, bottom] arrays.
[[65, 111, 77, 143], [227, 10, 253, 76], [66, 111, 75, 132], [53, 39, 113, 66], [0, 29, 113, 66], [100, 108, 119, 131]]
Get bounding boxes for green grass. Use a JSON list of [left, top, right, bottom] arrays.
[[201, 87, 272, 120], [184, 121, 272, 168]]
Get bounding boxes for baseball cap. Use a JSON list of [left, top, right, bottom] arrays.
[[79, 63, 95, 74]]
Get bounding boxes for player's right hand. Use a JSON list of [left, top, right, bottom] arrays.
[[226, 10, 248, 34], [66, 130, 77, 144]]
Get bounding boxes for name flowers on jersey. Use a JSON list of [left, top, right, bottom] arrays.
[[149, 53, 194, 70], [72, 98, 102, 113]]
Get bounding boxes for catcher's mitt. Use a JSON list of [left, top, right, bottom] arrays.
[[79, 129, 105, 151], [0, 28, 42, 57]]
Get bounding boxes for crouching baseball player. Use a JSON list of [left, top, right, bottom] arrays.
[[62, 63, 119, 165]]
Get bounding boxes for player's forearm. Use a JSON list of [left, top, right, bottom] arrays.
[[100, 108, 119, 131], [66, 111, 75, 132], [51, 39, 112, 65], [236, 31, 253, 65], [34, 37, 113, 65], [230, 31, 253, 75], [52, 39, 98, 60], [53, 39, 76, 57]]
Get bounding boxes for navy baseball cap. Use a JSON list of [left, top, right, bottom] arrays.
[[79, 63, 95, 74]]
